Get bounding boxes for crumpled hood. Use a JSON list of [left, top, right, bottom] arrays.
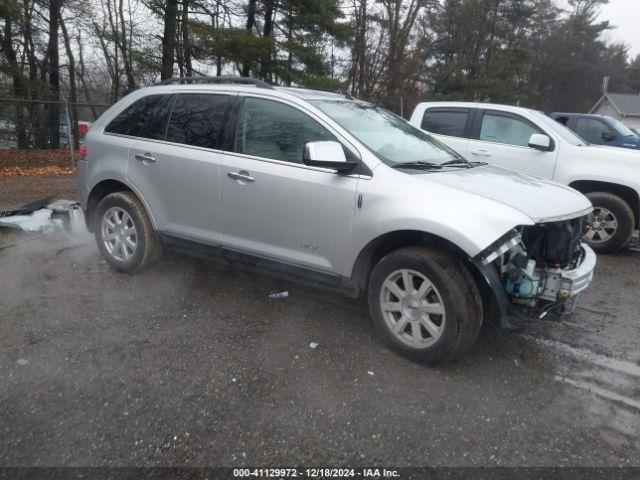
[[415, 164, 592, 222]]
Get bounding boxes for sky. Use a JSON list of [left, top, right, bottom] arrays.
[[597, 0, 640, 58]]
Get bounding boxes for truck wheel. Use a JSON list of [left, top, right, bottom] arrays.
[[368, 247, 482, 365], [95, 191, 164, 273], [583, 192, 634, 254]]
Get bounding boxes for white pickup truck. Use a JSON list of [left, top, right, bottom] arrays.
[[409, 102, 640, 253]]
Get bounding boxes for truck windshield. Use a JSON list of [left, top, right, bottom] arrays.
[[608, 117, 638, 138], [311, 100, 459, 166]]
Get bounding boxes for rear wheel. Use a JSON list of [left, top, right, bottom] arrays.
[[583, 192, 634, 254], [367, 247, 482, 365], [95, 191, 163, 272]]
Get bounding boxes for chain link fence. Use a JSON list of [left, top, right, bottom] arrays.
[[0, 98, 110, 167]]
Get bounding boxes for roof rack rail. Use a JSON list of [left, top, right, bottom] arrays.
[[158, 76, 273, 89]]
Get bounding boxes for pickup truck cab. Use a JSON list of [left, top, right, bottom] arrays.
[[410, 102, 640, 253], [549, 112, 640, 151], [78, 80, 595, 365]]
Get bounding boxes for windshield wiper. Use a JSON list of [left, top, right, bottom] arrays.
[[392, 161, 442, 170], [440, 158, 487, 168]]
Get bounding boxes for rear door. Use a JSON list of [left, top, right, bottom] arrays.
[[218, 95, 360, 275], [417, 107, 473, 156], [466, 109, 558, 179], [127, 92, 235, 243]]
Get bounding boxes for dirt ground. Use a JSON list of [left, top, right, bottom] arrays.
[[1, 171, 639, 469]]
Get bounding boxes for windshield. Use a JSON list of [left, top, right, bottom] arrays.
[[534, 111, 587, 146], [607, 117, 638, 138], [311, 100, 460, 166]]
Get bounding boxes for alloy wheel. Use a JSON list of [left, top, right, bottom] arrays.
[[101, 207, 137, 261], [379, 268, 446, 349], [584, 207, 617, 243]]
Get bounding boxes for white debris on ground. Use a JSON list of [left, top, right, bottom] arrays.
[[269, 291, 289, 299], [309, 342, 319, 349], [0, 198, 87, 236], [47, 199, 77, 212], [0, 209, 61, 233]]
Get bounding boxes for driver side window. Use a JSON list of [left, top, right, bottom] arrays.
[[574, 117, 608, 144], [479, 112, 541, 147], [234, 97, 336, 164]]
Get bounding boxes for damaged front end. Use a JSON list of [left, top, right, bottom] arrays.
[[474, 216, 596, 327]]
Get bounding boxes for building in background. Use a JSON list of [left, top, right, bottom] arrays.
[[590, 93, 640, 129]]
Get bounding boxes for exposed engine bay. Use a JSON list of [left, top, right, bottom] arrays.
[[491, 216, 596, 318]]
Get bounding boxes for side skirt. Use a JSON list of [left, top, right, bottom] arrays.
[[159, 233, 359, 296]]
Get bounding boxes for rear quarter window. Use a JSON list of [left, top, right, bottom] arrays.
[[421, 109, 470, 138], [105, 95, 169, 137]]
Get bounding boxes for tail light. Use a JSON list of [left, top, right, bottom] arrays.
[[78, 123, 89, 138], [79, 144, 87, 162]]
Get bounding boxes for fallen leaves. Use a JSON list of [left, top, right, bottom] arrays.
[[0, 148, 77, 176], [0, 166, 75, 177]]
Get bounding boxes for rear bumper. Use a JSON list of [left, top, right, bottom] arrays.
[[76, 161, 89, 210]]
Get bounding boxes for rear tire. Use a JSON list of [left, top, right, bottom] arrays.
[[95, 191, 163, 272], [367, 247, 482, 365], [583, 192, 634, 254]]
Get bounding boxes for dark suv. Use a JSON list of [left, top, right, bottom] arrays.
[[550, 113, 640, 150]]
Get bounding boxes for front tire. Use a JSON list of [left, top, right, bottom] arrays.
[[95, 191, 163, 272], [367, 247, 482, 365], [583, 192, 634, 254]]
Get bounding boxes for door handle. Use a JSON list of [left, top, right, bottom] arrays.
[[134, 153, 156, 163], [470, 149, 491, 157], [227, 171, 255, 183]]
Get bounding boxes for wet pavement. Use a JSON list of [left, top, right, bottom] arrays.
[[0, 230, 639, 466]]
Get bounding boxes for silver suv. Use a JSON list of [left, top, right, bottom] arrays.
[[77, 77, 596, 365]]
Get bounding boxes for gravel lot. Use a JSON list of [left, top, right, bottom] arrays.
[[1, 178, 639, 467]]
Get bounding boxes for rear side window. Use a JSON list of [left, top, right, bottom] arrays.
[[105, 95, 168, 137], [421, 109, 469, 137], [140, 96, 173, 140], [165, 93, 233, 149]]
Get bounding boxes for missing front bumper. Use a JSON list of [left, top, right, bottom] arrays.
[[537, 244, 596, 302]]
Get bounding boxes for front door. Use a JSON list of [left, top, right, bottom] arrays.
[[219, 96, 359, 274], [466, 110, 558, 179]]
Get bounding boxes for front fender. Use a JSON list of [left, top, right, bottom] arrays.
[[344, 180, 534, 277]]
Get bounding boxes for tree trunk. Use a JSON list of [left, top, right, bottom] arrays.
[[60, 17, 79, 149], [260, 0, 274, 82], [242, 0, 256, 76], [118, 0, 135, 91], [161, 0, 179, 80], [76, 30, 98, 119], [182, 0, 193, 76], [47, 0, 63, 149]]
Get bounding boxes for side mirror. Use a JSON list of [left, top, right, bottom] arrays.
[[602, 131, 616, 141], [528, 133, 552, 151], [303, 141, 358, 172]]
